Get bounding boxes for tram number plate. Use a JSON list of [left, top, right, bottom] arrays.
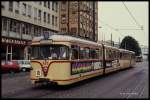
[[36, 70, 41, 77]]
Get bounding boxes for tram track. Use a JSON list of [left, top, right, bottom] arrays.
[[2, 61, 148, 98]]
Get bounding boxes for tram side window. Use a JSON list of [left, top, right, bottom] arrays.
[[99, 48, 102, 58], [122, 53, 125, 59], [79, 48, 85, 59], [106, 50, 109, 58], [90, 49, 99, 59], [120, 52, 122, 59], [117, 51, 119, 59], [109, 50, 112, 59], [85, 48, 90, 59], [71, 45, 79, 60], [114, 51, 117, 59], [79, 47, 90, 59], [95, 49, 99, 59]]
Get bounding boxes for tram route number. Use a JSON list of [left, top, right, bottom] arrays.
[[36, 70, 41, 77]]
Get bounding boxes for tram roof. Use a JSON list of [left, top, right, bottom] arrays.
[[103, 44, 119, 50], [119, 48, 135, 54], [32, 34, 102, 46]]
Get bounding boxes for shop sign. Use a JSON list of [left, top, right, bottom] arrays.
[[2, 38, 27, 45]]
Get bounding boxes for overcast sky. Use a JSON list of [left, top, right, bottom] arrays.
[[98, 1, 148, 47]]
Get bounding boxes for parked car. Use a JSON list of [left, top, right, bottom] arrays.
[[1, 61, 20, 73], [14, 60, 32, 72], [136, 56, 143, 62]]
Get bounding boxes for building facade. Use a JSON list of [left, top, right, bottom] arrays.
[[59, 1, 98, 42], [140, 45, 148, 60], [1, 1, 60, 61]]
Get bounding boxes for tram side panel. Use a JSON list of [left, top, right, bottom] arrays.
[[103, 46, 120, 74]]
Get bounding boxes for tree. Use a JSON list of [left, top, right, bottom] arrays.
[[120, 36, 141, 56]]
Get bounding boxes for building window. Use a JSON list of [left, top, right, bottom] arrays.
[[34, 8, 37, 20], [55, 16, 57, 26], [48, 14, 50, 24], [9, 2, 13, 12], [48, 1, 50, 9], [28, 5, 32, 17], [39, 1, 42, 5], [61, 28, 66, 32], [15, 2, 19, 14], [13, 20, 17, 32], [22, 3, 26, 16], [10, 19, 13, 32], [52, 2, 54, 11], [52, 15, 54, 26], [26, 24, 29, 35], [61, 14, 66, 23], [44, 12, 46, 22], [71, 27, 77, 33], [56, 2, 58, 12], [62, 1, 66, 5], [38, 10, 41, 21], [16, 21, 20, 33], [2, 17, 8, 31], [34, 26, 38, 36], [22, 23, 25, 34], [37, 27, 41, 36], [1, 2, 5, 9], [44, 1, 47, 7], [61, 1, 67, 11]]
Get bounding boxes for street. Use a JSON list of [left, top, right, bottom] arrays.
[[2, 61, 148, 98]]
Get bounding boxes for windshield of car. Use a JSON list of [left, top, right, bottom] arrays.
[[31, 44, 69, 60]]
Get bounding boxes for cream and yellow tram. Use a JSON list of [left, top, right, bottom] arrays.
[[30, 34, 104, 85], [119, 49, 136, 69], [30, 34, 136, 85]]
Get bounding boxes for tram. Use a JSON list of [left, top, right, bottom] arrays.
[[30, 33, 136, 85]]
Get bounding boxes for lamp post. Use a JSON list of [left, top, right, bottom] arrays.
[[98, 26, 103, 44], [68, 2, 70, 34]]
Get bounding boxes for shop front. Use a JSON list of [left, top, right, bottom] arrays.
[[1, 37, 31, 61]]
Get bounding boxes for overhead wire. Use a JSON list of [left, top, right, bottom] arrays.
[[122, 2, 142, 29]]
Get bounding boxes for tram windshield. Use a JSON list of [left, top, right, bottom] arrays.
[[31, 45, 69, 60]]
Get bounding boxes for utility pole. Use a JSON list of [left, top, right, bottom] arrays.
[[125, 42, 126, 49], [68, 2, 70, 34], [119, 37, 120, 48], [93, 1, 95, 41], [104, 33, 105, 43], [78, 1, 80, 37], [102, 32, 103, 43], [111, 33, 112, 46]]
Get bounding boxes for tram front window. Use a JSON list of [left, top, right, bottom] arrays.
[[31, 45, 69, 60]]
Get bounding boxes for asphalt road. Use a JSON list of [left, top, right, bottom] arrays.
[[2, 61, 149, 99]]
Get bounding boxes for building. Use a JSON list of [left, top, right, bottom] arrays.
[[1, 1, 60, 61], [140, 45, 148, 60], [59, 1, 98, 42]]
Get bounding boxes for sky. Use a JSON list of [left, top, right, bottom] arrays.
[[98, 1, 148, 47]]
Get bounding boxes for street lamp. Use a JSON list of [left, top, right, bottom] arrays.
[[98, 26, 103, 44]]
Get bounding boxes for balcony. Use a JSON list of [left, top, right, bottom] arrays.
[[2, 30, 8, 37], [22, 34, 32, 40], [9, 31, 21, 39]]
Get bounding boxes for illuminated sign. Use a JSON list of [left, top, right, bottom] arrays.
[[71, 62, 94, 75], [2, 38, 27, 45], [40, 39, 53, 44]]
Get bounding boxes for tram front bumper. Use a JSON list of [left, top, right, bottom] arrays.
[[34, 78, 57, 85]]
